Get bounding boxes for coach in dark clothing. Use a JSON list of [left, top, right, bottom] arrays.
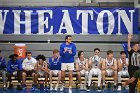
[[128, 34, 140, 93]]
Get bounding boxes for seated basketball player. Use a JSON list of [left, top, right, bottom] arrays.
[[102, 50, 117, 90], [49, 49, 62, 91], [87, 48, 102, 92], [117, 51, 129, 91], [34, 55, 49, 91], [75, 51, 89, 90], [22, 52, 37, 89], [0, 50, 7, 90], [7, 54, 22, 90]]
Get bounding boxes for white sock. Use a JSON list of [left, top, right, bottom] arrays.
[[3, 85, 6, 87]]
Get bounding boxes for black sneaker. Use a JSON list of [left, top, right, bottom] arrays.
[[17, 85, 22, 90], [8, 84, 13, 89], [86, 86, 90, 92], [97, 87, 101, 92], [3, 87, 7, 91], [102, 85, 105, 90], [114, 85, 117, 91]]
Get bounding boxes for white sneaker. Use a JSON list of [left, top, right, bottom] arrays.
[[60, 85, 64, 91], [54, 85, 58, 91], [117, 86, 121, 91], [50, 87, 53, 91], [69, 88, 72, 93], [125, 86, 129, 90], [80, 84, 83, 90]]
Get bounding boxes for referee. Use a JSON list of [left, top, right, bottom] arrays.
[[128, 34, 140, 93]]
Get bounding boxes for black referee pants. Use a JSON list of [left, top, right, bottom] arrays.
[[128, 65, 139, 93]]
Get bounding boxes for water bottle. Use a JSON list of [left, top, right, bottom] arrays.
[[47, 39, 50, 44]]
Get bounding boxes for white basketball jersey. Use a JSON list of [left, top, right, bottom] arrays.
[[120, 58, 128, 71], [78, 58, 86, 70], [91, 55, 101, 68], [105, 58, 114, 70]]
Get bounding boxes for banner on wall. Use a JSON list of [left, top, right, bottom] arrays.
[[0, 7, 138, 35]]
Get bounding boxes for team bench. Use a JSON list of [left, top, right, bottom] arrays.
[[0, 72, 129, 89]]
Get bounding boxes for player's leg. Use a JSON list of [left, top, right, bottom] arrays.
[[88, 69, 94, 87], [118, 71, 122, 91], [102, 70, 106, 89], [60, 63, 66, 91], [33, 73, 39, 90], [7, 73, 13, 89], [97, 69, 102, 91], [87, 69, 94, 91], [17, 70, 22, 90], [55, 70, 61, 91], [118, 71, 122, 84], [49, 70, 54, 90], [31, 71, 36, 89], [77, 70, 82, 89], [1, 70, 7, 90], [113, 70, 117, 88], [68, 63, 74, 93], [22, 71, 27, 89], [44, 72, 49, 91], [69, 70, 73, 93], [84, 70, 88, 90]]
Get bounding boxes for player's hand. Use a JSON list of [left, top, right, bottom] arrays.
[[122, 82, 126, 86], [68, 50, 72, 54], [38, 65, 42, 69], [41, 67, 44, 70], [64, 47, 68, 53], [108, 66, 112, 69], [13, 71, 17, 76], [82, 65, 86, 70], [15, 68, 19, 71], [47, 69, 50, 73], [128, 34, 132, 40], [111, 66, 114, 69]]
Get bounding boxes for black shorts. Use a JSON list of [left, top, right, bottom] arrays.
[[22, 70, 35, 76]]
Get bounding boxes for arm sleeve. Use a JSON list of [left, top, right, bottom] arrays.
[[18, 61, 22, 71], [71, 44, 76, 56], [1, 58, 7, 69], [7, 61, 13, 73], [134, 70, 140, 79], [22, 60, 26, 70], [60, 44, 64, 56]]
